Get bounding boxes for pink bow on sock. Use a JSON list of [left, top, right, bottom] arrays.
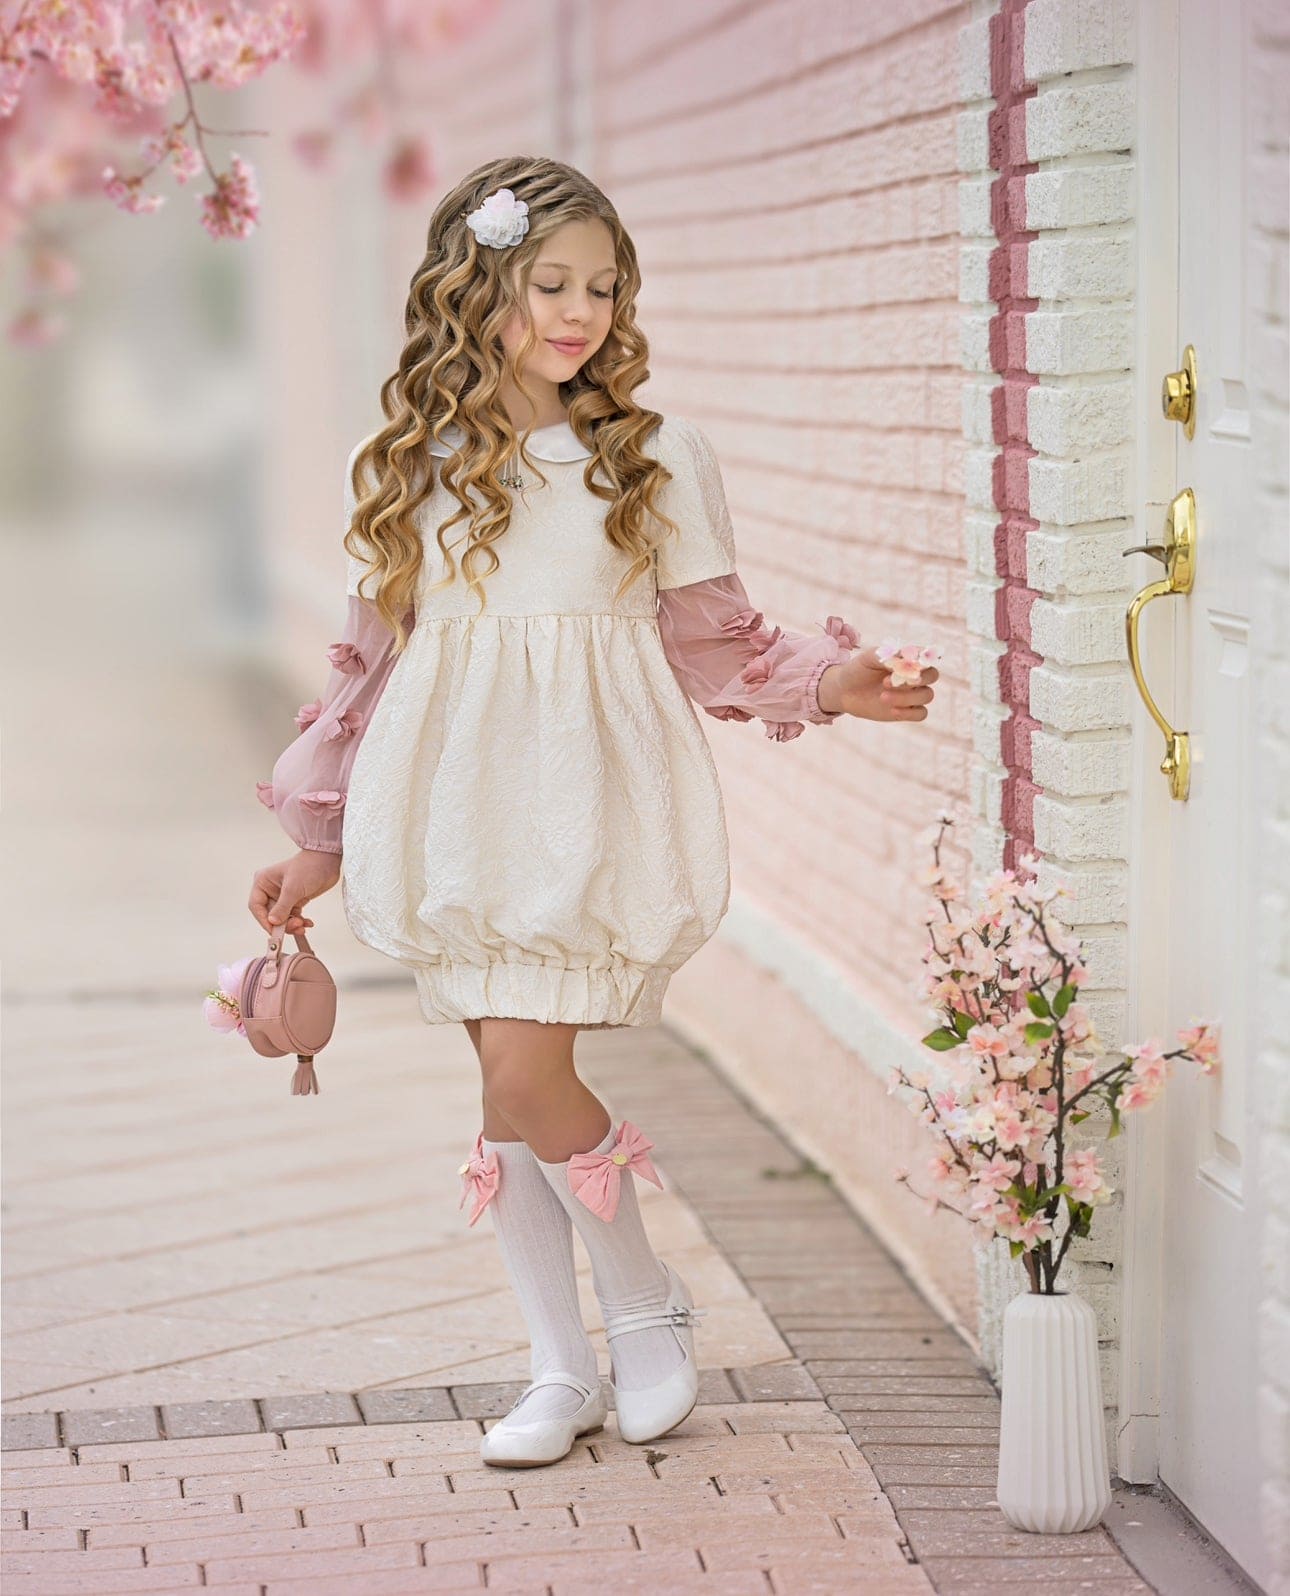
[[567, 1120, 663, 1221], [457, 1132, 500, 1227]]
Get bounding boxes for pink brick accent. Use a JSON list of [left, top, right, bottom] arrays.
[[987, 0, 1041, 876]]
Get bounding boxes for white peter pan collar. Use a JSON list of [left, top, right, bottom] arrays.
[[426, 418, 593, 462]]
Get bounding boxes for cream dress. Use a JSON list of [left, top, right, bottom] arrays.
[[338, 415, 740, 1030]]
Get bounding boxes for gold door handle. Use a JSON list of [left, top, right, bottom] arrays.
[[1123, 488, 1195, 801]]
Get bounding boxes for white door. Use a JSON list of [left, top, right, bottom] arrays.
[[1126, 0, 1267, 1584]]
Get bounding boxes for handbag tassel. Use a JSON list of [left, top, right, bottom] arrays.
[[291, 1055, 320, 1096]]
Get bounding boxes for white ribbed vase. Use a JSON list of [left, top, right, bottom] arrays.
[[996, 1289, 1112, 1533]]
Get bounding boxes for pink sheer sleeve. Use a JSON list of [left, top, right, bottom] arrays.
[[657, 571, 861, 742], [255, 596, 414, 854]]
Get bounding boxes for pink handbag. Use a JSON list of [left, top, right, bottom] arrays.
[[238, 924, 337, 1096]]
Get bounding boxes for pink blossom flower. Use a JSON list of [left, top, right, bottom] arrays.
[[1120, 1077, 1162, 1112], [200, 152, 260, 241], [203, 955, 255, 1038], [295, 697, 323, 731], [875, 637, 942, 685], [1178, 1020, 1221, 1073], [975, 1151, 1020, 1192]]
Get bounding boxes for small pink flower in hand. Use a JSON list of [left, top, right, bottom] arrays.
[[875, 637, 942, 686]]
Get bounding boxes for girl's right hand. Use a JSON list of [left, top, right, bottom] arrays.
[[248, 850, 342, 936]]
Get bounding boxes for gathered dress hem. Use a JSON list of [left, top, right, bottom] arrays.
[[410, 956, 673, 1030]]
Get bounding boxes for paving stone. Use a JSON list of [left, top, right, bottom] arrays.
[[729, 1364, 823, 1402], [1, 1411, 60, 1450], [450, 1380, 531, 1419], [60, 1406, 162, 1446], [355, 1385, 457, 1424], [159, 1398, 261, 1439], [257, 1392, 362, 1431], [881, 1481, 1002, 1506], [696, 1366, 739, 1403]]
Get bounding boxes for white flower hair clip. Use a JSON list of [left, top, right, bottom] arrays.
[[464, 186, 530, 249]]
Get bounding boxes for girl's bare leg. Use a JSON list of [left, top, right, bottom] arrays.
[[462, 1019, 524, 1143], [475, 1019, 610, 1161]]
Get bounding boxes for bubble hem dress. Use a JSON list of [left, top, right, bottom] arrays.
[[259, 415, 861, 1030]]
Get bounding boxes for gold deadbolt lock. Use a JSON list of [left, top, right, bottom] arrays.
[[1161, 343, 1198, 439], [1123, 488, 1196, 801]]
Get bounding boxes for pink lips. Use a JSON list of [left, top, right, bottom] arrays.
[[548, 339, 586, 354]]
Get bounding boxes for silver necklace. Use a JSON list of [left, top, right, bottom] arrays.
[[499, 451, 524, 490]]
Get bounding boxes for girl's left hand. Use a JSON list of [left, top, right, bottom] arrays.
[[817, 647, 938, 723]]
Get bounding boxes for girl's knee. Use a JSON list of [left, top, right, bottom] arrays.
[[477, 1021, 574, 1119]]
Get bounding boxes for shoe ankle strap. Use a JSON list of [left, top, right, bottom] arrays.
[[604, 1303, 707, 1342], [518, 1370, 599, 1402]]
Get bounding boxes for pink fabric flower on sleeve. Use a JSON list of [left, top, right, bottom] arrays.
[[295, 698, 322, 731], [327, 641, 366, 674], [255, 779, 276, 809], [299, 789, 346, 814], [324, 709, 364, 741], [457, 1132, 500, 1226], [720, 606, 767, 640], [824, 615, 861, 649], [566, 1120, 664, 1221]]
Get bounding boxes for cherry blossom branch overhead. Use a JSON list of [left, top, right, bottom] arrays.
[[1, 0, 499, 345]]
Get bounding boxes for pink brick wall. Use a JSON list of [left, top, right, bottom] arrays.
[[584, 0, 978, 1330]]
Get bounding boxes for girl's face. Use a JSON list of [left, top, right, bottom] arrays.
[[500, 217, 618, 395]]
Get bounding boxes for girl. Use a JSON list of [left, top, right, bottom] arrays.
[[249, 156, 938, 1469]]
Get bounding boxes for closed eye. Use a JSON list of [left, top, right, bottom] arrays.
[[537, 285, 614, 299]]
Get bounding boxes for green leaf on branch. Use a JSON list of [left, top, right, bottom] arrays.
[[1008, 1240, 1027, 1259], [1053, 983, 1076, 1018], [1024, 1021, 1055, 1044], [1027, 990, 1052, 1018], [1068, 1109, 1091, 1124], [951, 1010, 974, 1039], [922, 1028, 963, 1052]]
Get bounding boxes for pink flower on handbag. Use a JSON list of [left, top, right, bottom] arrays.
[[299, 789, 346, 813], [202, 955, 256, 1038], [327, 641, 366, 674], [324, 709, 364, 741], [296, 697, 323, 731], [823, 615, 861, 650], [457, 1132, 500, 1225], [567, 1120, 664, 1221], [255, 779, 276, 809]]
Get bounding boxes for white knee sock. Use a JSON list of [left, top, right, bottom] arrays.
[[481, 1137, 600, 1422], [534, 1124, 685, 1393]]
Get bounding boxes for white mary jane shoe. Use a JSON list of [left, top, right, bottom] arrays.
[[479, 1371, 607, 1468], [608, 1260, 708, 1445]]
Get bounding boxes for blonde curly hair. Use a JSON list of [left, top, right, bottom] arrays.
[[343, 154, 684, 652]]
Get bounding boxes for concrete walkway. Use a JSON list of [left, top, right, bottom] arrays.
[[0, 501, 1156, 1590]]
